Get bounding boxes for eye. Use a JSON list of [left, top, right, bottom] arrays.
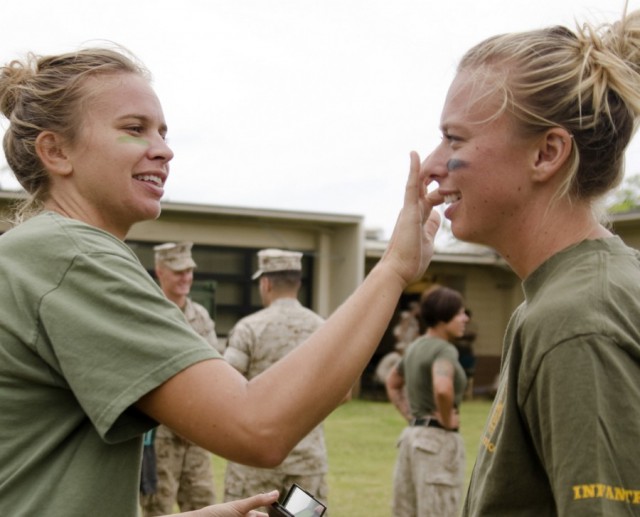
[[126, 125, 144, 134], [442, 132, 462, 143]]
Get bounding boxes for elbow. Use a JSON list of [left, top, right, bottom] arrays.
[[255, 447, 289, 468], [231, 428, 292, 468], [244, 442, 290, 469]]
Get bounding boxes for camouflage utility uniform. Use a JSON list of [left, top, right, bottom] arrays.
[[223, 298, 328, 512], [140, 298, 222, 516]]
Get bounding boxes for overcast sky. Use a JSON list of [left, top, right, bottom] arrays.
[[1, 0, 637, 240]]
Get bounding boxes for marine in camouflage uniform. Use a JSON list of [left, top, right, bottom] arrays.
[[223, 249, 329, 513], [140, 243, 224, 516]]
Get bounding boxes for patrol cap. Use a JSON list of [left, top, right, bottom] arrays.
[[252, 248, 303, 280], [153, 242, 197, 271]]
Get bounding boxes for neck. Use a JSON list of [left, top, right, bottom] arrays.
[[426, 326, 449, 342], [491, 200, 611, 279], [166, 293, 187, 310], [265, 292, 297, 307], [44, 198, 130, 240]]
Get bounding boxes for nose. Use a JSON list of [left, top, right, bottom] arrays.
[[148, 134, 174, 163], [420, 145, 449, 183]]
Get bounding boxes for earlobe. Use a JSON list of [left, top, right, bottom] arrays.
[[532, 128, 572, 183], [35, 131, 73, 176]]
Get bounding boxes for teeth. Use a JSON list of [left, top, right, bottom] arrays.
[[444, 194, 461, 204], [135, 174, 162, 186]]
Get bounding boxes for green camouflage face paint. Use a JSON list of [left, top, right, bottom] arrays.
[[117, 135, 150, 147]]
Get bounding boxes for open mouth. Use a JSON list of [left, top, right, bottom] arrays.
[[134, 174, 164, 187], [444, 193, 461, 204]]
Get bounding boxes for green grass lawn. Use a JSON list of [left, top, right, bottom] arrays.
[[212, 397, 493, 516]]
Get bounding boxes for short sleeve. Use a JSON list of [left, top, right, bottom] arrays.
[[522, 335, 640, 515], [39, 251, 219, 442]]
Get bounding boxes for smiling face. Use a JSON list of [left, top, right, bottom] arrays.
[[156, 264, 194, 307], [422, 69, 538, 250], [51, 72, 173, 238]]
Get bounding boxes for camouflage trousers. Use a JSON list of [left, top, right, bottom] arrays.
[[392, 425, 465, 517], [224, 462, 328, 515], [139, 425, 215, 516]]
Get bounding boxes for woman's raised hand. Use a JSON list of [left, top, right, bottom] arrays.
[[380, 151, 442, 286]]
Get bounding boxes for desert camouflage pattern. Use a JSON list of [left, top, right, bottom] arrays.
[[392, 426, 465, 517], [140, 426, 215, 515], [223, 298, 328, 507], [224, 466, 328, 514], [183, 298, 224, 354]]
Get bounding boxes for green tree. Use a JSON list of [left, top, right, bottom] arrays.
[[608, 174, 640, 213]]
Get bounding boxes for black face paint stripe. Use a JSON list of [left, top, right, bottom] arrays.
[[447, 159, 468, 171]]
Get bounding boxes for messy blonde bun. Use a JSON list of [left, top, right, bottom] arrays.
[[458, 6, 640, 203]]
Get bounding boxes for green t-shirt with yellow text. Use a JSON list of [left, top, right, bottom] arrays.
[[464, 237, 640, 516]]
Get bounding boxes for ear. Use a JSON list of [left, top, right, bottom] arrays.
[[35, 131, 73, 176], [531, 127, 573, 184]]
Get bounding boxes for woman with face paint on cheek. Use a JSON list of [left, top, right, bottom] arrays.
[[0, 48, 441, 516], [424, 5, 640, 517]]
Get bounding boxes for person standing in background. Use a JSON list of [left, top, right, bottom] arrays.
[[393, 301, 421, 348], [374, 301, 421, 386], [223, 249, 335, 513], [386, 286, 468, 517], [141, 242, 222, 516]]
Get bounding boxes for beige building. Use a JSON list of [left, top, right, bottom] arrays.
[[2, 191, 638, 396]]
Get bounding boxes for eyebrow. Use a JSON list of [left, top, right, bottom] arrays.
[[440, 123, 461, 134]]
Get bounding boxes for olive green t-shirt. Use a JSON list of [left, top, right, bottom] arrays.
[[399, 335, 467, 418], [0, 212, 219, 516], [464, 237, 640, 516]]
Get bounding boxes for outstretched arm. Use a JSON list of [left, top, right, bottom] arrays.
[[137, 151, 442, 467]]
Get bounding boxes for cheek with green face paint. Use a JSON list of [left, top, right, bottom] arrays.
[[117, 135, 150, 147]]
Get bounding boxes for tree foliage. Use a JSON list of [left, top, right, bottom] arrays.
[[608, 174, 640, 214]]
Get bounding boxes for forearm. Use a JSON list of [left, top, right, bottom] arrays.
[[245, 264, 407, 443], [385, 364, 410, 420], [434, 389, 455, 427], [387, 386, 411, 420], [138, 264, 408, 466], [138, 151, 441, 466]]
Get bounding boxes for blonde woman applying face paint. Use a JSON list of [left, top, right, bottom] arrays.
[[0, 48, 441, 516], [422, 4, 640, 516]]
